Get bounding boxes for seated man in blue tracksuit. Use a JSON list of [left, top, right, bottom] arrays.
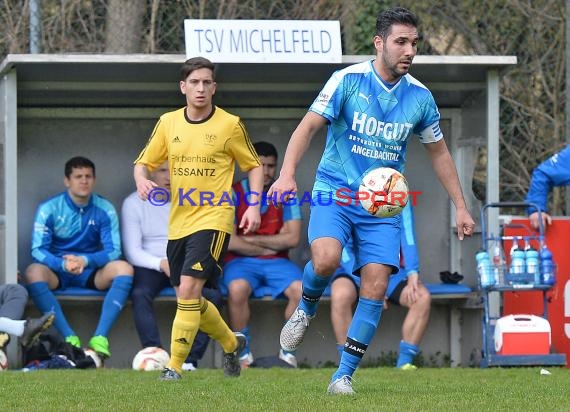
[[525, 145, 570, 230], [25, 156, 134, 358], [329, 203, 431, 369]]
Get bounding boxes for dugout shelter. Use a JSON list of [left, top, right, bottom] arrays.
[[0, 53, 516, 367]]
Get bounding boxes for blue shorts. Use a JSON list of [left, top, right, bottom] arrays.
[[55, 267, 97, 290], [308, 199, 401, 273], [329, 268, 408, 303], [221, 257, 303, 299]]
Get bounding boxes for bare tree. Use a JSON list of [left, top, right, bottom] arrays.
[[400, 0, 567, 213], [105, 0, 146, 53]]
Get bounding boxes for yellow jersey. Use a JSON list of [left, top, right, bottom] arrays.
[[135, 106, 260, 239]]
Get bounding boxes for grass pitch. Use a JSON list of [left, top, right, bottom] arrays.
[[1, 366, 569, 411]]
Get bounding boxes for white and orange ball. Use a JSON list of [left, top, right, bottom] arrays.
[[132, 347, 170, 371]]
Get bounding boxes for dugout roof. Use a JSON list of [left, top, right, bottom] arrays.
[[0, 54, 515, 109]]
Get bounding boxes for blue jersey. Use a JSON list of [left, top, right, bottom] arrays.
[[310, 59, 442, 198], [31, 191, 122, 272], [525, 145, 570, 215]]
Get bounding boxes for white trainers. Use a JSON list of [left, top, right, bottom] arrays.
[[327, 375, 355, 395], [181, 362, 197, 371], [239, 352, 254, 368], [278, 349, 298, 368], [280, 307, 314, 352]]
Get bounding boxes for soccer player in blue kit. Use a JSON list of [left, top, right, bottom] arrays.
[[268, 7, 475, 394]]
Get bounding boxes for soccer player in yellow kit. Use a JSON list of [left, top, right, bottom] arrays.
[[134, 57, 263, 380]]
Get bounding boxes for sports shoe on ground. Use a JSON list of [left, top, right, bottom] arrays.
[[65, 335, 81, 348], [182, 362, 197, 371], [239, 351, 254, 368], [88, 335, 111, 358], [280, 307, 314, 352], [327, 375, 355, 395], [278, 349, 298, 368], [0, 332, 10, 349], [159, 367, 182, 381], [223, 332, 246, 377], [20, 311, 55, 348], [399, 363, 418, 371]]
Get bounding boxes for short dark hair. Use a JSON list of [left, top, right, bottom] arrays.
[[375, 7, 419, 40], [180, 57, 215, 81], [254, 141, 278, 159], [65, 156, 95, 178]]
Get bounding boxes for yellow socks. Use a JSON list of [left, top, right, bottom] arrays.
[[167, 298, 201, 373], [199, 298, 237, 353]]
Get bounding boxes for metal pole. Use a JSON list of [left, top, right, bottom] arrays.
[[29, 0, 41, 53]]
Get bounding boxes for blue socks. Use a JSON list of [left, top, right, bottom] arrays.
[[333, 297, 383, 381], [27, 281, 76, 338], [94, 275, 133, 336], [397, 340, 419, 368], [298, 261, 330, 316], [239, 326, 251, 357]]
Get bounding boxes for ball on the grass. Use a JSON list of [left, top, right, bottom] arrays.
[[132, 347, 170, 371], [359, 167, 408, 218]]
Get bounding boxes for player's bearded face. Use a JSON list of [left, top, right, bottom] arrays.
[[380, 24, 418, 79]]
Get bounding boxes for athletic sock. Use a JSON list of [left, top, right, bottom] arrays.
[[94, 275, 133, 336], [396, 340, 419, 368], [198, 298, 237, 354], [167, 298, 201, 373], [239, 326, 251, 356], [298, 261, 330, 316], [26, 281, 75, 338], [332, 297, 383, 381]]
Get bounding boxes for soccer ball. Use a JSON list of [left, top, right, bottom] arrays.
[[0, 349, 8, 371], [359, 167, 408, 217], [83, 348, 103, 368], [132, 347, 170, 371]]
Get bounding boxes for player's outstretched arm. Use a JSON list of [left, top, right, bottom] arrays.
[[424, 139, 475, 240], [268, 112, 327, 204]]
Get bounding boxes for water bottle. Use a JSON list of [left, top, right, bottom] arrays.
[[540, 246, 555, 286], [509, 249, 525, 276], [476, 250, 494, 288], [525, 247, 540, 285], [492, 241, 506, 286]]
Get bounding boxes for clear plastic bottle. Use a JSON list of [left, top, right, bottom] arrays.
[[476, 250, 494, 288], [540, 246, 556, 286], [525, 247, 540, 285], [492, 240, 506, 286]]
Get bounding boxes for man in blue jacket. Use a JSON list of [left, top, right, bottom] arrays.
[[525, 145, 570, 230], [25, 156, 133, 358]]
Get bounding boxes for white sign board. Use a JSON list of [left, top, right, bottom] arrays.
[[184, 19, 342, 63]]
